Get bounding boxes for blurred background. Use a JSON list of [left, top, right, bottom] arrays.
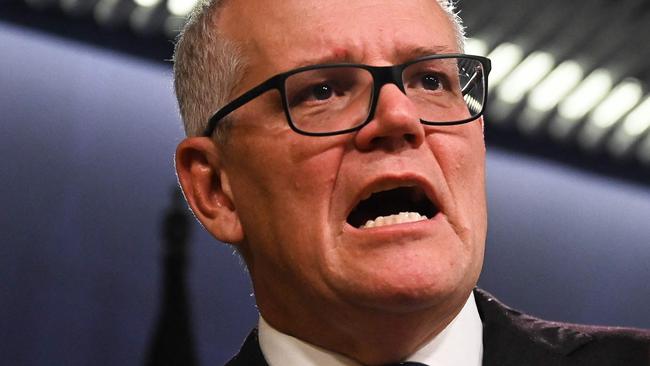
[[1, 0, 649, 364]]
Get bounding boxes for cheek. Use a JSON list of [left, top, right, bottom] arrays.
[[227, 133, 346, 236], [427, 126, 487, 234], [230, 137, 348, 282], [427, 126, 485, 187], [285, 136, 347, 199]]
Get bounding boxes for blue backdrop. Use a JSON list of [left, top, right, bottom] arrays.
[[1, 22, 648, 365]]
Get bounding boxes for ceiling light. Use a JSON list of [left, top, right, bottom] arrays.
[[590, 79, 643, 130], [557, 68, 614, 122], [518, 61, 585, 134], [486, 42, 524, 92], [498, 51, 555, 105], [527, 60, 584, 113], [622, 96, 650, 137], [167, 0, 197, 16], [465, 37, 489, 57], [550, 69, 614, 140], [134, 0, 162, 7], [606, 95, 650, 157], [578, 79, 643, 150]]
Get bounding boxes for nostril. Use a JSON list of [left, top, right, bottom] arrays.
[[367, 132, 420, 150], [404, 133, 417, 144], [367, 137, 417, 151]]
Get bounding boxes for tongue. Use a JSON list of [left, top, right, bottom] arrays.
[[360, 211, 428, 229]]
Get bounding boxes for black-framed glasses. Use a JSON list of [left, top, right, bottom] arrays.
[[203, 54, 491, 137]]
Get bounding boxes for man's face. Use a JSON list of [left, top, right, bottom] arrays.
[[217, 0, 487, 317]]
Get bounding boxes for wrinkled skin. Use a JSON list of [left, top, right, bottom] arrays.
[[176, 0, 487, 364]]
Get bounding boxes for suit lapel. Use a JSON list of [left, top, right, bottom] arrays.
[[475, 288, 594, 366]]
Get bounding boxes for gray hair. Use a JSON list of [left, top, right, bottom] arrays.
[[173, 0, 466, 140]]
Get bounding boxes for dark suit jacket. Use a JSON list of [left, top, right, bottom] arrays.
[[225, 288, 650, 365]]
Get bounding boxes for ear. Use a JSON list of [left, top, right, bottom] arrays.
[[175, 137, 244, 244]]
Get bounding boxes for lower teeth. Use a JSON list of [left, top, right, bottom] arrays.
[[360, 212, 428, 229]]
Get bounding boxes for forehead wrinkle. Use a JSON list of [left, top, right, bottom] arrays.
[[223, 0, 458, 72], [286, 38, 458, 71], [291, 48, 357, 69], [291, 20, 458, 68]]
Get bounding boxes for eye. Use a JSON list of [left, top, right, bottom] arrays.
[[289, 82, 337, 106], [421, 74, 442, 91], [311, 84, 334, 100]]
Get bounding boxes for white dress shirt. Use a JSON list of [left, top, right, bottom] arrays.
[[259, 292, 483, 366]]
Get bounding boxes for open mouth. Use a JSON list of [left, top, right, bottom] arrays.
[[347, 186, 440, 229]]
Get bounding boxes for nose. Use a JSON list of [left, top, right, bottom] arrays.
[[353, 84, 425, 151]]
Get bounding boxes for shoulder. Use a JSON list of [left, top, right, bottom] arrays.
[[475, 288, 650, 366], [224, 328, 269, 366], [568, 322, 650, 363]]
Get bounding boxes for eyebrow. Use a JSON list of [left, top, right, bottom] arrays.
[[293, 51, 357, 69]]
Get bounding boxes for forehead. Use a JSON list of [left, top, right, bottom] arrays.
[[219, 0, 458, 79]]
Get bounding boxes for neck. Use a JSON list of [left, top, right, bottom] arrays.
[[257, 289, 472, 365]]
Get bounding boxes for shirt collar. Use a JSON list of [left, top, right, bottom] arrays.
[[258, 292, 483, 366]]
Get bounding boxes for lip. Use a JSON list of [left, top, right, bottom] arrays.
[[344, 173, 443, 227]]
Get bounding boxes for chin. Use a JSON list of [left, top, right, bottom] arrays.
[[332, 256, 476, 314], [322, 217, 484, 313], [354, 284, 466, 314]]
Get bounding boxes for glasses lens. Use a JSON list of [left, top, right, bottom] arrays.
[[284, 67, 373, 134], [282, 57, 486, 134], [403, 57, 486, 124]]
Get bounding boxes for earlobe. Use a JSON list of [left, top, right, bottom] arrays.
[[175, 137, 245, 244]]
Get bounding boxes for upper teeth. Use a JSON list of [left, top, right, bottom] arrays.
[[360, 212, 428, 229]]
